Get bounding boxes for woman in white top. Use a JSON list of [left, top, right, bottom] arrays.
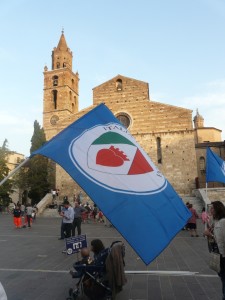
[[204, 201, 225, 300]]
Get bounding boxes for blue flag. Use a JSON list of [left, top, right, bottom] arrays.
[[31, 104, 191, 265], [206, 147, 225, 184]]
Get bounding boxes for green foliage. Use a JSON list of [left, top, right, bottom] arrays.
[[27, 121, 51, 204], [12, 121, 54, 205], [13, 161, 30, 204], [0, 139, 13, 206], [28, 155, 50, 204], [30, 120, 46, 153]]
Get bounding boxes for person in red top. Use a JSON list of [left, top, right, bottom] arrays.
[[187, 204, 199, 237]]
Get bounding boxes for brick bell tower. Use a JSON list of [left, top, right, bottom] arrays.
[[43, 30, 79, 141]]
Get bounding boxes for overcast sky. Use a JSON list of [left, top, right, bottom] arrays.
[[0, 0, 225, 157]]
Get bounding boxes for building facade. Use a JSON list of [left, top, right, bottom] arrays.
[[6, 151, 25, 203], [42, 32, 223, 199], [193, 111, 225, 188], [6, 151, 25, 172]]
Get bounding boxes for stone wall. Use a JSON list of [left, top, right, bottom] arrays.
[[52, 75, 197, 197], [43, 63, 199, 198], [207, 188, 225, 203]]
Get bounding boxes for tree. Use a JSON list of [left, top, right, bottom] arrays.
[[30, 120, 46, 154], [13, 160, 30, 204], [27, 121, 51, 204], [0, 139, 13, 206]]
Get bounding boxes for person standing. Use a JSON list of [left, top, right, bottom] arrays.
[[204, 201, 225, 300], [201, 207, 209, 225], [26, 203, 33, 228], [20, 204, 25, 217], [72, 201, 86, 236], [51, 189, 57, 202], [13, 204, 22, 228], [58, 203, 65, 240], [60, 200, 74, 239], [187, 204, 199, 237], [92, 204, 98, 222]]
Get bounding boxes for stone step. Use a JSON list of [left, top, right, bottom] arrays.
[[41, 208, 60, 218], [40, 194, 205, 217]]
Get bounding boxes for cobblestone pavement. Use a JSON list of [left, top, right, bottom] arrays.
[[0, 214, 222, 300]]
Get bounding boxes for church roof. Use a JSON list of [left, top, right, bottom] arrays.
[[56, 31, 69, 51], [193, 109, 204, 121], [92, 74, 148, 90]]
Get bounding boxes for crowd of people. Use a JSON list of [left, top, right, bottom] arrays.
[[203, 201, 225, 300], [58, 198, 106, 242], [185, 201, 225, 300], [6, 194, 225, 299]]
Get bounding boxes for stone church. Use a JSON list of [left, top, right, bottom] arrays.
[[43, 32, 224, 199]]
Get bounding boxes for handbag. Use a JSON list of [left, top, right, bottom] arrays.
[[209, 252, 221, 273]]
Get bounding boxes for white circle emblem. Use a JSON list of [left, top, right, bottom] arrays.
[[69, 123, 166, 195]]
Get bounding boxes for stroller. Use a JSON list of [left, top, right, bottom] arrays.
[[66, 241, 126, 300]]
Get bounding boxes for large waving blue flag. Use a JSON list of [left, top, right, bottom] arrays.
[[206, 147, 225, 184], [31, 104, 191, 265]]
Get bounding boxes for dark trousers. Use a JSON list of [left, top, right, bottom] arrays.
[[27, 215, 32, 227], [60, 220, 65, 239], [72, 217, 82, 236], [220, 257, 225, 300], [62, 223, 72, 238]]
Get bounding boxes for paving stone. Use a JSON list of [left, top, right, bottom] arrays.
[[0, 215, 223, 300]]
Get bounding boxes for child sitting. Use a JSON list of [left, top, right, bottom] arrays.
[[70, 248, 92, 278]]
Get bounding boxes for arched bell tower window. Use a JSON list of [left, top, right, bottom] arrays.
[[52, 90, 58, 109], [116, 79, 122, 91], [56, 62, 60, 69], [52, 75, 58, 86], [156, 137, 162, 164], [63, 62, 66, 68], [199, 156, 205, 173]]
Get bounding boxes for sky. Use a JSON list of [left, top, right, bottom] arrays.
[[0, 0, 225, 157]]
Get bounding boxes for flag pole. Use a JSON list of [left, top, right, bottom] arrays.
[[205, 182, 208, 230], [0, 157, 30, 187], [205, 147, 209, 230]]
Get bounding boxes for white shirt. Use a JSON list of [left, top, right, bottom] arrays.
[[214, 218, 225, 257], [62, 206, 74, 223]]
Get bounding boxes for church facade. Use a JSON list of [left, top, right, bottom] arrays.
[[42, 32, 223, 199]]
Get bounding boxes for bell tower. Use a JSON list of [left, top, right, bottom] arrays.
[[43, 30, 79, 141], [193, 109, 204, 129]]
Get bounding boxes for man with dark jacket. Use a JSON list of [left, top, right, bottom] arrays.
[[72, 202, 86, 236]]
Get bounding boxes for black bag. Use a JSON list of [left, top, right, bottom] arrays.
[[208, 236, 219, 253]]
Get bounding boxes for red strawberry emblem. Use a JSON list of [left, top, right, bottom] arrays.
[[96, 146, 129, 167]]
